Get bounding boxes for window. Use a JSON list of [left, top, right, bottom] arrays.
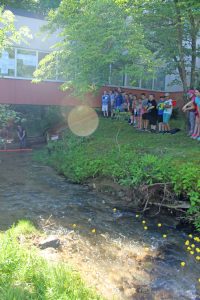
[[110, 70, 123, 86], [126, 75, 140, 88], [141, 77, 153, 90], [154, 70, 166, 91], [0, 48, 15, 77], [38, 51, 57, 80], [17, 49, 37, 78], [38, 51, 48, 64]]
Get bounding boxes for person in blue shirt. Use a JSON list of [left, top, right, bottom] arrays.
[[102, 90, 110, 117], [115, 91, 123, 111]]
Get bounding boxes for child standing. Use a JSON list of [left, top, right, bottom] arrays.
[[102, 91, 109, 117], [109, 90, 115, 118], [141, 93, 149, 131], [157, 96, 165, 133], [163, 93, 173, 133], [136, 98, 142, 129]]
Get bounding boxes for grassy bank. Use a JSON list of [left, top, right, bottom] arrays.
[[35, 117, 200, 231], [0, 220, 103, 300]]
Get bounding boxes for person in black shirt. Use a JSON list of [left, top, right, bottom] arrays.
[[17, 125, 26, 149], [147, 94, 157, 132]]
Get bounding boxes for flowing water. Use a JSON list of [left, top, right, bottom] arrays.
[[0, 151, 199, 300]]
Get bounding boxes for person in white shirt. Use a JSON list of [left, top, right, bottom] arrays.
[[163, 93, 173, 133]]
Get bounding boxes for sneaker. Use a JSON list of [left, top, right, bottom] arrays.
[[197, 137, 200, 141], [191, 134, 197, 138], [192, 135, 199, 139]]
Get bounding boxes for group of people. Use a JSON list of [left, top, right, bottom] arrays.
[[101, 89, 174, 133], [182, 89, 200, 141]]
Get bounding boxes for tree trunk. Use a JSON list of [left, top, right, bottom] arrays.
[[189, 12, 197, 88], [173, 0, 188, 96]]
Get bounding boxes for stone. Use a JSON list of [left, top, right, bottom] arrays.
[[39, 236, 61, 249]]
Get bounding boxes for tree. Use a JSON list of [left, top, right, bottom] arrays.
[[121, 0, 200, 93], [0, 6, 31, 50], [34, 0, 155, 94], [0, 104, 22, 127], [0, 0, 61, 16]]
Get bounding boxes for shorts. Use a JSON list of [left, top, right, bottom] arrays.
[[157, 115, 163, 123], [102, 104, 108, 112], [116, 105, 123, 112], [163, 112, 171, 124], [142, 113, 148, 120], [149, 114, 157, 125]]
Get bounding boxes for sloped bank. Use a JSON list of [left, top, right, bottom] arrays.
[[35, 121, 200, 232]]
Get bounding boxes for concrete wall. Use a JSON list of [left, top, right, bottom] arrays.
[[0, 78, 185, 108], [0, 78, 100, 107]]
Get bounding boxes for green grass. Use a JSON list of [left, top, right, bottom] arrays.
[[34, 116, 200, 231], [0, 221, 103, 300]]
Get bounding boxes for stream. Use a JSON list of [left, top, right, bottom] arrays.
[[0, 151, 199, 300]]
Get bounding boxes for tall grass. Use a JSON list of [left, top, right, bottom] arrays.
[[0, 221, 103, 300]]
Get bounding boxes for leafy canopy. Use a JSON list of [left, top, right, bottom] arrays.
[[0, 7, 31, 50], [34, 0, 155, 94], [0, 0, 61, 16]]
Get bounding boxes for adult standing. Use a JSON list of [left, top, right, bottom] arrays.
[[147, 94, 157, 132], [192, 89, 200, 140], [17, 125, 26, 149], [182, 90, 196, 136]]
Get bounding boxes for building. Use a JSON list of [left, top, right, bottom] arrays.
[[0, 8, 99, 107], [0, 7, 191, 107]]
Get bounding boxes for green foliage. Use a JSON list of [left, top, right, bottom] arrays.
[[36, 117, 200, 231], [0, 7, 31, 50], [172, 164, 200, 230], [11, 105, 65, 135], [0, 0, 61, 16], [117, 0, 200, 90], [11, 219, 39, 236], [0, 221, 103, 300], [34, 0, 154, 94], [33, 0, 200, 92], [0, 104, 23, 127]]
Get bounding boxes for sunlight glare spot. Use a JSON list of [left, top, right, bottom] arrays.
[[68, 105, 99, 137]]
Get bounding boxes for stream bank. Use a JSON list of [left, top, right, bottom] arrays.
[[0, 151, 200, 299]]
